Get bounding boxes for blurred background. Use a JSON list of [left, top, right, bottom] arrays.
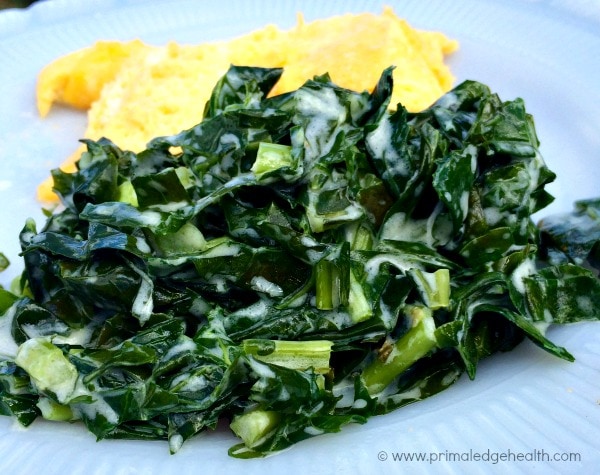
[[0, 0, 39, 9]]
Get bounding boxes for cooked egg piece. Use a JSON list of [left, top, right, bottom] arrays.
[[36, 40, 151, 117]]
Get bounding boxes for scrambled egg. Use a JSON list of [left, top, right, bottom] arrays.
[[36, 7, 458, 201]]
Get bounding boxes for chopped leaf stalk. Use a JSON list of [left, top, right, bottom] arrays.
[[230, 410, 281, 449], [241, 339, 333, 374], [362, 306, 438, 395]]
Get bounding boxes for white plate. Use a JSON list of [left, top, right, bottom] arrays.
[[1, 1, 599, 473]]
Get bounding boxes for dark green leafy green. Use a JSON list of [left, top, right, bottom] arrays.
[[538, 198, 600, 272], [1, 65, 599, 458]]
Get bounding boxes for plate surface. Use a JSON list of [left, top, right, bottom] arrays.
[[1, 1, 599, 473]]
